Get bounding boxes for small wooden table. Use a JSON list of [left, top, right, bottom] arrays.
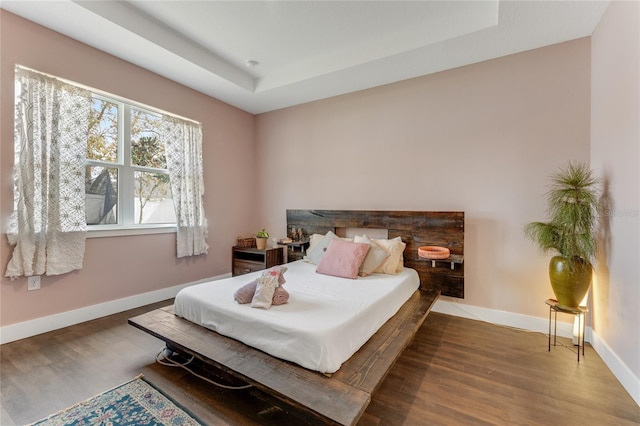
[[545, 299, 588, 361]]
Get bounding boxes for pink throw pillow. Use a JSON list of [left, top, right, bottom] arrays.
[[316, 239, 370, 279]]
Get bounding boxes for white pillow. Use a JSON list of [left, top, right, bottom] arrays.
[[353, 234, 390, 276], [373, 237, 406, 274]]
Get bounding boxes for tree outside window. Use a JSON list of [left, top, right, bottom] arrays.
[[86, 97, 175, 226]]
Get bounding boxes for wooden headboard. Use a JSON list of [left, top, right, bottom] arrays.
[[286, 209, 465, 298]]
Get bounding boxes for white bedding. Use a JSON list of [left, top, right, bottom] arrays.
[[173, 260, 420, 373]]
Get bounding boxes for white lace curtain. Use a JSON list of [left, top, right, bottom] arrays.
[[162, 117, 208, 257], [5, 67, 91, 279]]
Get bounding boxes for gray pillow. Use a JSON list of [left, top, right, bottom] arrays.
[[306, 231, 339, 264]]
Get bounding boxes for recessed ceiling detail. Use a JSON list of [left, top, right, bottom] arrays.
[[1, 1, 610, 114]]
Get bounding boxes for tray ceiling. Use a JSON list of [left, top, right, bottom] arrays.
[[1, 1, 609, 114]]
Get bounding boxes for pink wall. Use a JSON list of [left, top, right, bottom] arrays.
[[3, 5, 636, 399], [255, 38, 592, 319], [0, 10, 599, 338], [0, 11, 256, 326], [591, 1, 640, 382]]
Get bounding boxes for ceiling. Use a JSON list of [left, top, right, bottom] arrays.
[[1, 1, 610, 114]]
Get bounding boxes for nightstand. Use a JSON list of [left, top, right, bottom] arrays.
[[232, 246, 284, 276]]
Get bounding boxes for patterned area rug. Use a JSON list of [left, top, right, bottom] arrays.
[[28, 375, 203, 425]]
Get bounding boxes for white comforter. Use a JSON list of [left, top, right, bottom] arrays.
[[173, 260, 419, 373]]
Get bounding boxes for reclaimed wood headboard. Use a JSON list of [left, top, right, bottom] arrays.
[[286, 209, 465, 298]]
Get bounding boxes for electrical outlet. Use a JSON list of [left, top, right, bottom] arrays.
[[27, 276, 41, 291]]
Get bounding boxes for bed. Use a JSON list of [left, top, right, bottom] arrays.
[[174, 260, 420, 374], [129, 210, 464, 425]]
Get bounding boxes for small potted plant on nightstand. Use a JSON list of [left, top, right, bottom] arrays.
[[256, 228, 269, 250]]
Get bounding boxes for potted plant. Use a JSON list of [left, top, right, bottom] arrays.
[[256, 228, 269, 250], [524, 162, 600, 308]]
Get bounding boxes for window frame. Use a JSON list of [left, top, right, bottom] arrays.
[[13, 66, 201, 238], [86, 93, 177, 238]]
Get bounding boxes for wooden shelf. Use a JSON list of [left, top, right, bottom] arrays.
[[279, 239, 310, 263], [416, 254, 464, 270]]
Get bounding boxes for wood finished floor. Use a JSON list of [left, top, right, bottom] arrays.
[[1, 301, 638, 426]]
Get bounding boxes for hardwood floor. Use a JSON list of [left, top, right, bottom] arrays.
[[1, 301, 638, 425]]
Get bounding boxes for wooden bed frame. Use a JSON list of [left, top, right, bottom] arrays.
[[129, 210, 464, 425]]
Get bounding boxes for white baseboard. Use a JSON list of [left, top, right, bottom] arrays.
[[434, 298, 639, 408], [3, 285, 636, 408], [0, 273, 231, 345], [433, 298, 588, 340], [590, 330, 640, 407]]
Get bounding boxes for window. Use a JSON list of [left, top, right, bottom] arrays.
[[86, 95, 176, 228], [12, 65, 207, 260]]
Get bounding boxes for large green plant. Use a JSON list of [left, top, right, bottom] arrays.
[[524, 162, 600, 261]]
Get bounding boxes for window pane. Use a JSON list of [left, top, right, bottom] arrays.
[[131, 109, 165, 169], [85, 166, 118, 225], [134, 171, 175, 224], [87, 98, 118, 163]]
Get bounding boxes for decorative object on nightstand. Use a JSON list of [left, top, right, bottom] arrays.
[[256, 228, 269, 250], [236, 236, 256, 248], [232, 246, 284, 276], [282, 226, 308, 261], [524, 162, 600, 308]]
